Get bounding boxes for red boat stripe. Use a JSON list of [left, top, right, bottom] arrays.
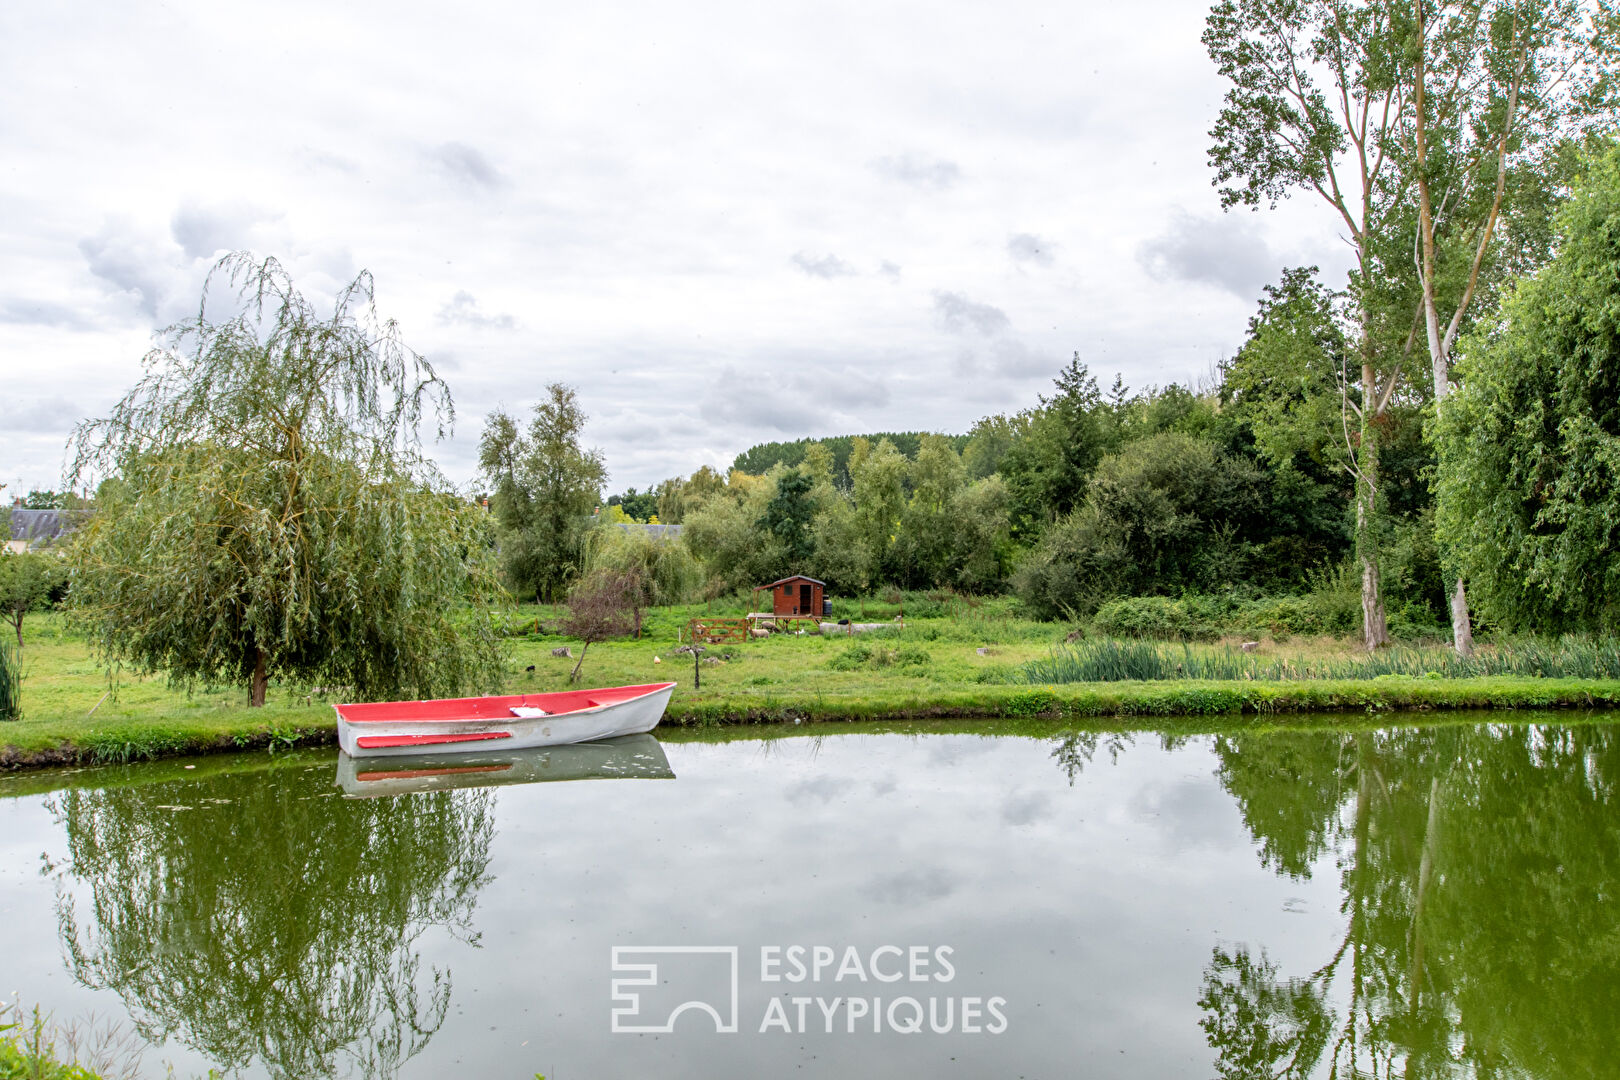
[[354, 731, 514, 749], [334, 683, 676, 722], [355, 764, 514, 781]]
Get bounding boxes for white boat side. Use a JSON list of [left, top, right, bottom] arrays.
[[334, 683, 676, 758]]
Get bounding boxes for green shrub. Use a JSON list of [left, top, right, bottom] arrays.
[[1092, 597, 1219, 641], [827, 643, 872, 671], [892, 645, 931, 667], [825, 640, 931, 672], [0, 640, 20, 721]]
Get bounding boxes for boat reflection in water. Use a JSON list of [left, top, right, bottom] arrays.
[[336, 733, 676, 798]]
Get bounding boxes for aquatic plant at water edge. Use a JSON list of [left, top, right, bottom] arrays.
[[0, 639, 20, 721], [1021, 636, 1620, 684]]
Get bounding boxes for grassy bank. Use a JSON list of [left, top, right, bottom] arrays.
[[5, 607, 1620, 770]]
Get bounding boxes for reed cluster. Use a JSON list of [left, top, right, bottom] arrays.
[[1020, 637, 1620, 684]]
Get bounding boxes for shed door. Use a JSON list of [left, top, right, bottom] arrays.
[[799, 582, 810, 613]]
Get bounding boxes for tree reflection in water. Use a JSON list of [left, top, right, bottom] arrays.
[[48, 760, 495, 1080], [1198, 724, 1620, 1079]]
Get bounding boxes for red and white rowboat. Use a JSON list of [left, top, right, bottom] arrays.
[[334, 681, 677, 758]]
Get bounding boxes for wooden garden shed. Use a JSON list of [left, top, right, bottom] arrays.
[[756, 575, 826, 618]]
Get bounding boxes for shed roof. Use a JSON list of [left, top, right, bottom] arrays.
[[754, 575, 826, 590], [8, 508, 89, 547], [613, 522, 684, 538]]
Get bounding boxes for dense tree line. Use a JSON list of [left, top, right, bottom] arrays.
[[572, 139, 1619, 637]]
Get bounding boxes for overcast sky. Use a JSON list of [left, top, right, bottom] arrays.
[[1, 0, 1352, 497]]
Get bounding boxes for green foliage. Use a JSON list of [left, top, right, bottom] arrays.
[[825, 640, 930, 673], [1000, 354, 1109, 532], [606, 487, 658, 522], [1091, 585, 1364, 642], [66, 254, 505, 706], [1436, 142, 1620, 633], [732, 432, 966, 489], [682, 479, 782, 592], [1093, 598, 1221, 642], [19, 490, 90, 510], [0, 552, 69, 648], [0, 639, 20, 721], [850, 437, 909, 581], [0, 1004, 113, 1079], [758, 471, 815, 563], [1012, 432, 1264, 618], [1220, 267, 1349, 472], [480, 384, 608, 603], [581, 526, 699, 608]]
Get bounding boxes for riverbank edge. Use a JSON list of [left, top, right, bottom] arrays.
[[3, 675, 1618, 771]]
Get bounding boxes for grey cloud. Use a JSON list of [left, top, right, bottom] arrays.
[[1130, 775, 1244, 853], [437, 290, 516, 330], [9, 397, 85, 433], [879, 260, 902, 281], [170, 202, 280, 260], [78, 221, 173, 317], [1138, 210, 1274, 300], [699, 364, 891, 432], [870, 152, 961, 191], [934, 291, 1055, 378], [431, 142, 504, 190], [1001, 790, 1054, 827], [862, 866, 956, 905], [790, 252, 856, 279], [984, 337, 1053, 377], [933, 291, 1010, 337], [0, 298, 98, 330], [784, 775, 856, 805], [1008, 232, 1055, 267]]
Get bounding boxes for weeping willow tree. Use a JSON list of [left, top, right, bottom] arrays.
[[52, 762, 496, 1079], [579, 525, 700, 637], [67, 253, 505, 706]]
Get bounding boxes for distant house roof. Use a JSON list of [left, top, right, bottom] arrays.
[[755, 575, 825, 590], [613, 523, 683, 539], [8, 508, 90, 549]]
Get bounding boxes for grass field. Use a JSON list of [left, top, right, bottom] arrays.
[[4, 602, 1620, 769]]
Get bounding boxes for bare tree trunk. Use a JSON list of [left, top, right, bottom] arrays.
[[250, 647, 268, 707], [1358, 360, 1390, 651], [11, 610, 22, 651], [1407, 775, 1443, 1012], [1448, 578, 1474, 654], [1360, 548, 1389, 652], [570, 640, 589, 682], [1411, 0, 1489, 658]]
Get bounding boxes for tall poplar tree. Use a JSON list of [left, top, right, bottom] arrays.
[[1205, 0, 1417, 648], [1408, 0, 1618, 652]]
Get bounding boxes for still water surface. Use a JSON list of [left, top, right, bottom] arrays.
[[1, 718, 1615, 1079]]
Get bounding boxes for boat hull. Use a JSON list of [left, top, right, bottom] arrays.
[[335, 733, 676, 797], [333, 682, 677, 758]]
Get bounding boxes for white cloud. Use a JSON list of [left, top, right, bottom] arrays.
[[437, 290, 516, 330], [1008, 232, 1055, 267], [790, 252, 856, 279], [932, 291, 1011, 337], [869, 152, 962, 191]]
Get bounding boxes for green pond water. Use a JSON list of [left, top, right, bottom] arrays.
[[1, 715, 1616, 1079]]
